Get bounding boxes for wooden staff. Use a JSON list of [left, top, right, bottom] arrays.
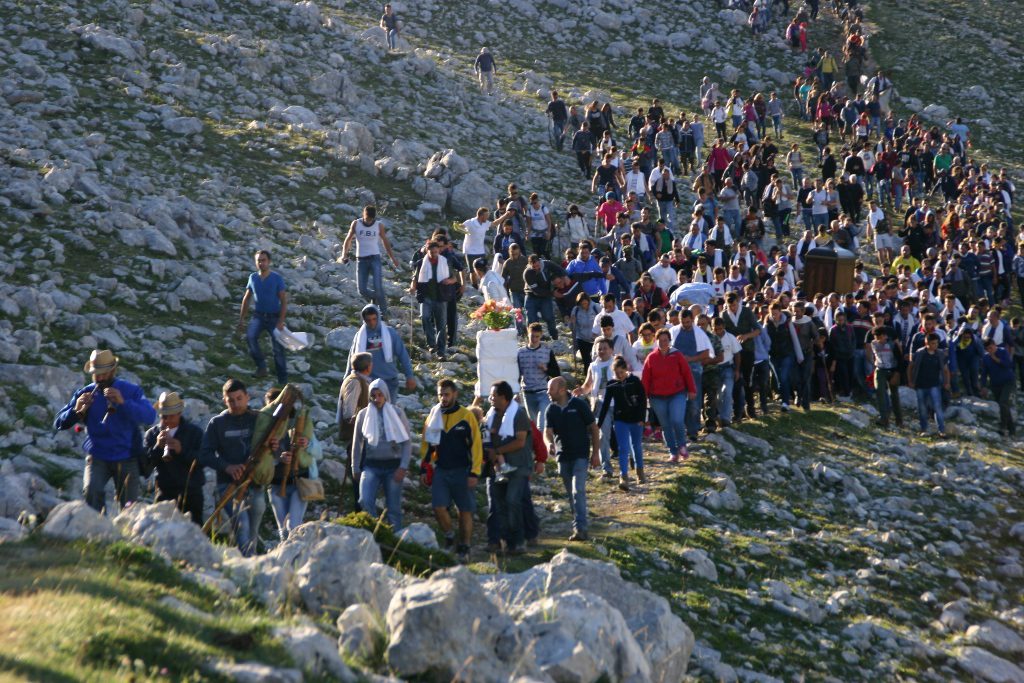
[[280, 411, 306, 497]]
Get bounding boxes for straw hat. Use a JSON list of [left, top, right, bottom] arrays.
[[154, 392, 185, 416], [83, 349, 118, 373]]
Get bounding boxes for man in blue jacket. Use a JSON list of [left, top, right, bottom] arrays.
[[347, 304, 416, 399], [54, 349, 157, 512]]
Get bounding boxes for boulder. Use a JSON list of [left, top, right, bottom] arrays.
[[272, 625, 356, 682], [396, 522, 439, 550], [482, 551, 694, 681], [682, 548, 718, 582], [175, 275, 218, 302], [0, 517, 26, 543], [720, 64, 740, 83], [297, 557, 401, 617], [519, 589, 651, 683], [722, 428, 772, 458], [337, 603, 382, 661], [449, 171, 496, 216], [114, 501, 220, 568], [386, 566, 546, 681], [163, 117, 203, 136], [0, 473, 34, 519], [75, 24, 139, 61], [289, 1, 322, 30], [271, 105, 320, 127], [42, 501, 117, 542], [326, 326, 358, 351], [955, 646, 1024, 683], [965, 620, 1024, 657]]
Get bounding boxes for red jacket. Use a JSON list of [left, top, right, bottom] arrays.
[[641, 348, 696, 397]]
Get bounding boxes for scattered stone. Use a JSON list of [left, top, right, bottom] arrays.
[[41, 501, 117, 543]]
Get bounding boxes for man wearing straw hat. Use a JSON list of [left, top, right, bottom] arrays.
[[143, 392, 205, 525], [54, 349, 157, 513]]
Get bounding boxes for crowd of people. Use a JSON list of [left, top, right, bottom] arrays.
[[52, 0, 1022, 562]]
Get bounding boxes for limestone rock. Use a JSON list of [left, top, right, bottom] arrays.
[[449, 171, 496, 216], [115, 500, 221, 568], [0, 517, 27, 543], [682, 548, 719, 582], [482, 551, 694, 681], [337, 603, 382, 661], [965, 620, 1024, 657], [42, 500, 117, 542], [955, 646, 1024, 683], [396, 522, 439, 550], [206, 660, 303, 683], [386, 566, 546, 681], [272, 625, 356, 682], [519, 589, 651, 683]]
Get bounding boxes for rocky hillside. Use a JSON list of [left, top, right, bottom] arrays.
[[2, 0, 1024, 681]]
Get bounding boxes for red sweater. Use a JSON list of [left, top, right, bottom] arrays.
[[641, 348, 696, 397]]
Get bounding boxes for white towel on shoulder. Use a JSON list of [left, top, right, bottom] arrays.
[[424, 403, 445, 445], [362, 379, 409, 447], [485, 398, 520, 439], [417, 254, 450, 283], [352, 322, 394, 363]]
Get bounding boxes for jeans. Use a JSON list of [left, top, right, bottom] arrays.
[[613, 420, 644, 474], [479, 69, 494, 93], [446, 298, 459, 348], [217, 483, 267, 557], [550, 119, 567, 151], [359, 464, 404, 530], [874, 367, 902, 425], [772, 354, 794, 405], [487, 470, 529, 548], [530, 236, 550, 259], [486, 476, 539, 544], [525, 295, 557, 339], [594, 401, 613, 474], [752, 360, 771, 411], [420, 299, 448, 355], [852, 349, 871, 396], [915, 386, 945, 433], [649, 393, 688, 455], [247, 313, 288, 384], [736, 348, 755, 414], [718, 364, 735, 422], [657, 201, 676, 231], [801, 208, 814, 232], [812, 212, 829, 229], [771, 114, 782, 138], [791, 167, 804, 188], [685, 364, 703, 438], [979, 276, 995, 304], [732, 114, 742, 129], [878, 179, 892, 208], [269, 483, 306, 541], [576, 151, 592, 178], [959, 355, 980, 396], [386, 28, 397, 50], [795, 357, 813, 409], [992, 382, 1015, 434], [83, 456, 139, 513], [523, 390, 551, 431], [357, 255, 388, 318], [559, 458, 590, 533], [722, 208, 741, 236]]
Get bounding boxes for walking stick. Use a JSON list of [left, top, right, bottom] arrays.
[[202, 386, 300, 535], [280, 411, 306, 498]]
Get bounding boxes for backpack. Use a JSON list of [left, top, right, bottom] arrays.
[[530, 420, 548, 464]]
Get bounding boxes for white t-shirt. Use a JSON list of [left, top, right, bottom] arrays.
[[527, 204, 550, 237], [462, 218, 490, 255], [717, 331, 742, 365], [648, 263, 677, 291], [624, 169, 647, 198], [591, 308, 636, 337], [867, 207, 886, 230], [353, 218, 381, 257], [810, 190, 829, 215]]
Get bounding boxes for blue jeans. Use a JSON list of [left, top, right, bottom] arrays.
[[613, 421, 644, 474], [511, 291, 526, 334], [657, 200, 676, 231], [649, 393, 688, 455], [559, 458, 589, 533], [386, 28, 397, 49], [915, 386, 945, 433], [246, 313, 288, 383], [791, 167, 804, 188], [525, 295, 557, 339], [685, 364, 703, 438], [594, 401, 613, 474], [217, 483, 267, 557], [772, 354, 794, 405], [523, 390, 551, 431], [718, 364, 735, 422], [358, 255, 387, 317], [420, 299, 448, 355], [723, 208, 741, 235], [795, 357, 813, 409], [487, 470, 529, 547], [772, 114, 782, 138], [486, 476, 538, 544], [852, 349, 871, 396], [812, 212, 829, 228], [801, 208, 814, 232], [269, 483, 306, 541], [732, 114, 742, 129], [359, 464, 404, 530]]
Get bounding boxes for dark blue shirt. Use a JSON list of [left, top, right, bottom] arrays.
[[545, 397, 594, 462], [246, 271, 286, 314]]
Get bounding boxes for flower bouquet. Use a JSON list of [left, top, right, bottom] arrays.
[[470, 300, 522, 331]]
